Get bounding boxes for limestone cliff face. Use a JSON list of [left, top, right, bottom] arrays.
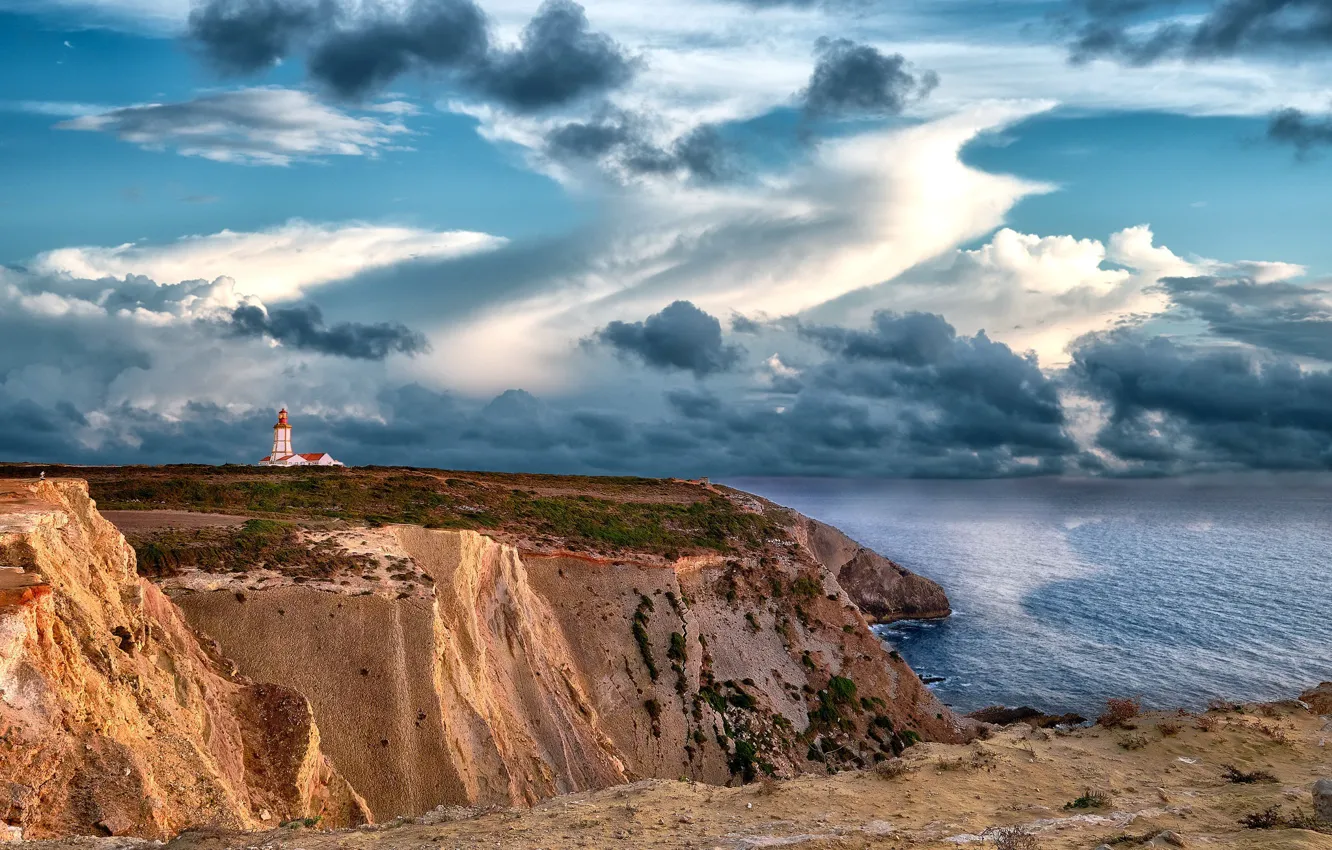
[[0, 480, 368, 840], [165, 503, 966, 821], [793, 515, 951, 623]]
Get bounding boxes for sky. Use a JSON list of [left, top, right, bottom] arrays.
[[2, 0, 1332, 476]]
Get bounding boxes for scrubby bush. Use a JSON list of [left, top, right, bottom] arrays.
[[1223, 765, 1277, 784], [989, 825, 1039, 849], [1097, 698, 1141, 728], [1064, 789, 1109, 810]]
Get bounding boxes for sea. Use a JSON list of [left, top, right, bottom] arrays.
[[729, 475, 1332, 717]]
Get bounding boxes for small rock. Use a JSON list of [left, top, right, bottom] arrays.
[[0, 826, 21, 843], [1314, 778, 1332, 823], [1149, 831, 1185, 847], [1093, 845, 1113, 850]]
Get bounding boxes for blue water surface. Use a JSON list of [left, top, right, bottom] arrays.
[[728, 476, 1332, 716]]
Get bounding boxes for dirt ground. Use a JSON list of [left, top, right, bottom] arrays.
[[100, 510, 249, 532], [18, 703, 1332, 850]]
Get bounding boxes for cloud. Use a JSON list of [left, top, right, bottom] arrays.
[[799, 310, 1076, 456], [593, 300, 745, 376], [305, 0, 490, 100], [1068, 331, 1332, 473], [544, 109, 732, 183], [54, 87, 412, 165], [188, 0, 322, 74], [1159, 274, 1332, 361], [30, 219, 504, 302], [1269, 107, 1332, 155], [187, 0, 635, 110], [1065, 0, 1332, 65], [801, 37, 938, 118], [227, 302, 429, 359], [468, 0, 639, 112]]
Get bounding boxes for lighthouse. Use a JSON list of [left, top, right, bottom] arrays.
[[257, 408, 344, 467]]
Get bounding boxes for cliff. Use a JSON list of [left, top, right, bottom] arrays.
[[162, 522, 965, 820], [791, 513, 952, 622], [0, 479, 368, 840]]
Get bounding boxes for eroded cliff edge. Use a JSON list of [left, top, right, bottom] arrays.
[[0, 480, 369, 840], [0, 467, 963, 834], [117, 473, 964, 821]]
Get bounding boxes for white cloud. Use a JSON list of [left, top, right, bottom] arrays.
[[55, 88, 414, 166], [30, 220, 506, 302], [809, 222, 1308, 368], [413, 101, 1057, 393]]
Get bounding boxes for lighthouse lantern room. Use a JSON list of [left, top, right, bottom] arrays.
[[257, 408, 344, 467]]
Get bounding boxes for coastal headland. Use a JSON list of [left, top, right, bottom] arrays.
[[0, 465, 1328, 848]]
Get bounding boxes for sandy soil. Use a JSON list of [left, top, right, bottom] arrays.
[[101, 510, 249, 531], [19, 703, 1332, 850]]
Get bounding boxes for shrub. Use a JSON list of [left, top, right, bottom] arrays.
[[1097, 697, 1141, 728], [1240, 806, 1282, 829], [827, 676, 857, 705], [989, 825, 1039, 850], [1118, 734, 1149, 750], [1064, 789, 1109, 810], [1223, 765, 1278, 784], [1157, 720, 1180, 737], [873, 758, 910, 780]]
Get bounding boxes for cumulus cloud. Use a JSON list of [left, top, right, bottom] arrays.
[[54, 87, 412, 165], [801, 37, 938, 118], [1065, 0, 1332, 65], [468, 0, 639, 112], [1068, 331, 1332, 473], [228, 303, 430, 359], [187, 0, 635, 110], [593, 300, 745, 376], [1159, 274, 1332, 361], [30, 219, 504, 302]]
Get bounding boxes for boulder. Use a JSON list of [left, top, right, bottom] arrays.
[[1314, 778, 1332, 823], [1301, 683, 1332, 715]]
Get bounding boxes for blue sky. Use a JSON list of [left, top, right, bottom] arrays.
[[1, 0, 1331, 476]]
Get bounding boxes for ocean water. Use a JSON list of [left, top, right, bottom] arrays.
[[729, 476, 1332, 716]]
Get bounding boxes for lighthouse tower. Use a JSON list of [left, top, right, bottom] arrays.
[[257, 408, 344, 467], [271, 408, 293, 459]]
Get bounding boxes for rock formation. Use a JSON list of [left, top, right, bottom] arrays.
[[167, 522, 966, 820], [789, 513, 951, 623], [1301, 682, 1332, 715], [0, 479, 368, 840]]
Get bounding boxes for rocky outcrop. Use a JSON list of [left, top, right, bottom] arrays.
[[793, 515, 951, 623], [0, 479, 368, 840], [164, 517, 967, 820]]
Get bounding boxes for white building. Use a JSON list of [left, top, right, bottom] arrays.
[[257, 408, 345, 467]]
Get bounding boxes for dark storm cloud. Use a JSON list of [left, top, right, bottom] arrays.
[[1068, 332, 1332, 472], [188, 0, 636, 109], [1064, 0, 1332, 65], [593, 300, 746, 377], [1268, 107, 1332, 155], [800, 37, 938, 118], [1159, 275, 1332, 361], [306, 0, 490, 99], [801, 310, 1076, 456], [468, 0, 639, 111], [545, 110, 733, 182], [227, 303, 430, 359], [188, 0, 324, 74]]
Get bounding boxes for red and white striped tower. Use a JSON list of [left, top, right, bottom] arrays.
[[271, 408, 293, 460]]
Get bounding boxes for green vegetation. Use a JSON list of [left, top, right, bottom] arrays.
[[632, 596, 658, 681], [1064, 789, 1109, 810], [132, 519, 377, 580], [47, 465, 787, 557], [827, 676, 857, 705], [668, 632, 687, 664]]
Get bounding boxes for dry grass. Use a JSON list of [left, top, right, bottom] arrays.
[[989, 825, 1040, 849], [1097, 698, 1141, 729]]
